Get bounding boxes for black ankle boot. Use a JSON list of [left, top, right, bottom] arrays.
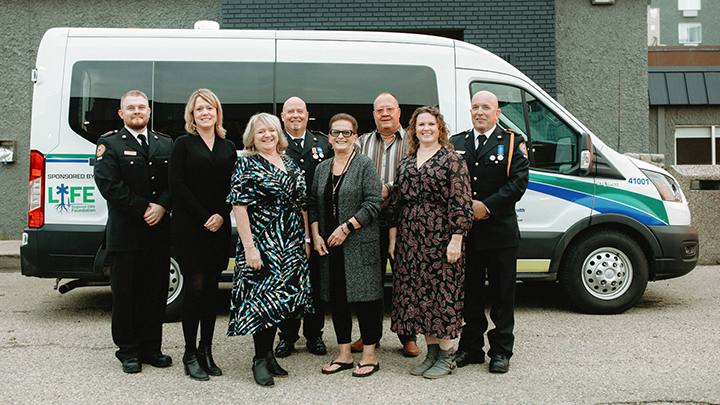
[[183, 351, 209, 381], [265, 351, 288, 377], [198, 342, 222, 376], [252, 357, 275, 387]]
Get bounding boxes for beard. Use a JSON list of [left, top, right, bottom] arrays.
[[125, 116, 150, 131]]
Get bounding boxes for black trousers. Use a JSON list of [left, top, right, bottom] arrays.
[[109, 248, 169, 362], [380, 224, 416, 344], [459, 245, 517, 359], [330, 298, 383, 346], [278, 251, 325, 342]]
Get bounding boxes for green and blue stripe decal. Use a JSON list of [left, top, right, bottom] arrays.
[[46, 154, 92, 163], [529, 173, 668, 226]]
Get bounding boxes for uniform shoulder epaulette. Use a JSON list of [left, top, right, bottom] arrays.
[[309, 129, 328, 138], [450, 129, 472, 139], [153, 130, 172, 139], [100, 129, 118, 138]]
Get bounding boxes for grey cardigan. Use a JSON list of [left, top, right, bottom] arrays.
[[308, 152, 383, 303]]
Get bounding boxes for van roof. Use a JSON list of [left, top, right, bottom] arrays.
[[64, 27, 456, 47]]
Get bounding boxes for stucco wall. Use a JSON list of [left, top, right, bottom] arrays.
[[0, 0, 221, 239], [555, 0, 649, 154], [650, 105, 720, 164]]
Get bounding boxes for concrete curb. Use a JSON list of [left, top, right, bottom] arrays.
[[0, 240, 21, 257]]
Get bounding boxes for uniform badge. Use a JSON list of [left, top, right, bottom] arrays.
[[317, 147, 324, 158], [497, 145, 504, 156], [519, 143, 529, 159], [124, 150, 137, 156], [456, 150, 466, 155], [497, 154, 504, 161], [312, 147, 319, 160], [490, 155, 496, 161], [96, 144, 105, 157]]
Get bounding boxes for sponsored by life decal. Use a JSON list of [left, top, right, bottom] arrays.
[[47, 173, 97, 214]]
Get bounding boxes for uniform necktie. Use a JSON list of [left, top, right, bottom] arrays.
[[138, 134, 149, 156], [293, 138, 303, 149], [476, 134, 486, 153]]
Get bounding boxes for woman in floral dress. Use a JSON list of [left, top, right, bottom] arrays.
[[387, 106, 472, 379], [227, 113, 312, 388]]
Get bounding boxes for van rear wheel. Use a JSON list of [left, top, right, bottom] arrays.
[[560, 230, 648, 314], [165, 257, 185, 322]]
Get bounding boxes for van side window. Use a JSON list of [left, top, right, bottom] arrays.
[[69, 61, 274, 148], [69, 61, 153, 144], [470, 82, 579, 174], [275, 63, 439, 135]]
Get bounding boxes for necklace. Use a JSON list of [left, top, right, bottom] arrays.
[[331, 149, 356, 218]]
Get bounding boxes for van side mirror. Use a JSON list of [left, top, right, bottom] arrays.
[[579, 132, 594, 176]]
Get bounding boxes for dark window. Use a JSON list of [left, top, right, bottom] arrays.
[[275, 63, 438, 135], [470, 82, 579, 174]]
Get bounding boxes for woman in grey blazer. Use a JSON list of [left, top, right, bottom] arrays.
[[309, 113, 384, 378]]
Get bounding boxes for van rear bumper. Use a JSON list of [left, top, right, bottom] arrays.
[[21, 225, 107, 280], [649, 224, 699, 280]]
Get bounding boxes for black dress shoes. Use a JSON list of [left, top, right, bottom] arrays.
[[306, 336, 327, 355], [141, 353, 172, 368], [252, 357, 275, 387], [121, 358, 141, 374], [274, 338, 295, 358], [455, 349, 485, 368], [489, 354, 510, 373]]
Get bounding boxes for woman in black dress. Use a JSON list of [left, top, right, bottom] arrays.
[[169, 89, 236, 381]]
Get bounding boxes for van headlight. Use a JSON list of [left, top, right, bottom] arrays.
[[641, 169, 682, 202]]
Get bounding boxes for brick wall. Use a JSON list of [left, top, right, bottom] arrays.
[[222, 0, 557, 96]]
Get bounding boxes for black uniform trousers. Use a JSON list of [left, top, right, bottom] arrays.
[[110, 247, 169, 362], [460, 243, 517, 359], [278, 251, 325, 342]]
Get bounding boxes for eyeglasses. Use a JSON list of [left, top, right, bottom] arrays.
[[329, 129, 356, 138]]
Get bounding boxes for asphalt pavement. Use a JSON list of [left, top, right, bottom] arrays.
[[1, 254, 719, 404]]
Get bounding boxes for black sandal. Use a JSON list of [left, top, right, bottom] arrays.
[[322, 361, 354, 374], [352, 363, 380, 377]]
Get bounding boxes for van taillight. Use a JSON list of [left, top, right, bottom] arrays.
[[28, 150, 45, 228]]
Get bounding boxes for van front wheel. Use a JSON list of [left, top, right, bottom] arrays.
[[560, 230, 648, 314]]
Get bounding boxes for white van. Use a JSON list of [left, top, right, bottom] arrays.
[[22, 27, 698, 317]]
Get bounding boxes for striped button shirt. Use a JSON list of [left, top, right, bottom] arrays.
[[358, 127, 409, 191]]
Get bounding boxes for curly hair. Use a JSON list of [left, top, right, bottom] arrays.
[[406, 105, 453, 155]]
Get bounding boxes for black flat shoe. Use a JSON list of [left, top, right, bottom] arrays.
[[183, 352, 209, 381], [489, 354, 510, 373], [121, 358, 141, 374], [252, 357, 275, 387], [265, 351, 288, 377], [322, 361, 354, 374], [455, 349, 485, 368], [141, 353, 172, 368], [198, 343, 222, 376], [274, 338, 295, 358], [306, 336, 327, 355]]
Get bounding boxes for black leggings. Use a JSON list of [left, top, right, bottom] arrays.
[[182, 271, 221, 353], [331, 298, 383, 346], [252, 325, 278, 359]]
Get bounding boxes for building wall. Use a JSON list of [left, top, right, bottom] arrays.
[[0, 0, 221, 239], [555, 0, 649, 155], [222, 0, 558, 96], [649, 105, 720, 164], [650, 0, 720, 46]]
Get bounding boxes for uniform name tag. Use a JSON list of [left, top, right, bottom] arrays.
[[124, 150, 137, 156], [456, 150, 466, 155]]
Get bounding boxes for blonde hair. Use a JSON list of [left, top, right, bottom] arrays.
[[242, 113, 288, 155], [406, 105, 453, 155], [184, 89, 227, 138], [120, 90, 148, 107]]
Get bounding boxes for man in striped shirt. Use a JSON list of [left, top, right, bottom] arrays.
[[352, 92, 419, 357]]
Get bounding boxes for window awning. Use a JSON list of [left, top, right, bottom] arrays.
[[649, 66, 720, 105]]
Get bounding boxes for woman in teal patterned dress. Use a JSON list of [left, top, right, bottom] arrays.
[[227, 113, 312, 388]]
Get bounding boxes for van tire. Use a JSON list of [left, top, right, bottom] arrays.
[[560, 230, 648, 314], [165, 256, 185, 322]]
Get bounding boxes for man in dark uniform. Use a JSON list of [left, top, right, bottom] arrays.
[[94, 90, 174, 374], [450, 90, 529, 373], [274, 96, 333, 358]]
